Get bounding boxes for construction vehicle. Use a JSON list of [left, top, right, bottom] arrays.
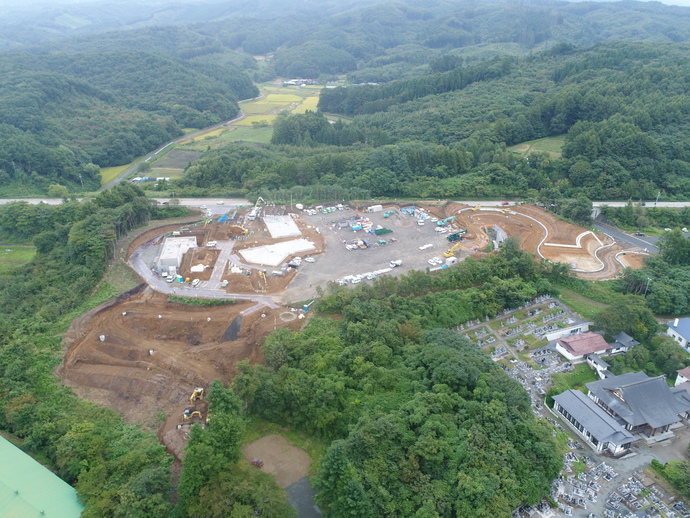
[[183, 409, 203, 421], [189, 387, 204, 405], [383, 210, 397, 218], [260, 270, 267, 284], [437, 216, 456, 226], [228, 225, 249, 236], [447, 230, 467, 242], [443, 242, 462, 258]]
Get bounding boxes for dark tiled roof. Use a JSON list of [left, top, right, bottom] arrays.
[[554, 390, 634, 446], [611, 331, 639, 348], [587, 372, 690, 429]]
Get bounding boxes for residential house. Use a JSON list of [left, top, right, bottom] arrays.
[[667, 318, 690, 351], [609, 332, 640, 354]]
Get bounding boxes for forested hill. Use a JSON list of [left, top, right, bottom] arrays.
[[181, 42, 690, 203], [0, 50, 257, 194], [9, 0, 690, 83]]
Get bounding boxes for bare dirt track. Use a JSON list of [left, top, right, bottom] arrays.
[[59, 288, 301, 457], [446, 203, 641, 279]]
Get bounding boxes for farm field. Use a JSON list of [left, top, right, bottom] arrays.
[[100, 163, 135, 186], [508, 135, 566, 157], [234, 115, 277, 126]]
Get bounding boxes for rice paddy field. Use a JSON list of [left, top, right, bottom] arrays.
[[111, 83, 321, 183], [100, 163, 134, 185]]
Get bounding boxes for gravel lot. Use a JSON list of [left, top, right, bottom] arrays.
[[284, 208, 464, 302]]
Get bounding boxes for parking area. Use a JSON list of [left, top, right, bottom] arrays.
[[283, 207, 469, 301]]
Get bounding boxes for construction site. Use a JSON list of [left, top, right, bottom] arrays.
[[60, 200, 649, 463]]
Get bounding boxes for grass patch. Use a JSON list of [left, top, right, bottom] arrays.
[[547, 363, 598, 406], [53, 282, 120, 334], [0, 245, 36, 274], [101, 262, 140, 293], [221, 127, 273, 144], [557, 288, 610, 321], [167, 295, 237, 306], [243, 417, 328, 476], [507, 135, 566, 157]]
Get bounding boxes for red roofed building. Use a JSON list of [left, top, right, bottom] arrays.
[[555, 332, 610, 361]]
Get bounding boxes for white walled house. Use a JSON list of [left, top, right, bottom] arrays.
[[667, 318, 690, 351]]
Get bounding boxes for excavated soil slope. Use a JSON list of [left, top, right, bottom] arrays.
[[60, 289, 299, 457]]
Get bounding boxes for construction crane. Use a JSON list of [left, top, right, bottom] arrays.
[[437, 216, 456, 226], [443, 242, 462, 258], [189, 387, 204, 405]]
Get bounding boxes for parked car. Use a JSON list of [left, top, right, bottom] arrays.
[[665, 228, 673, 232], [501, 201, 510, 206], [430, 217, 438, 222], [216, 200, 225, 205], [305, 257, 315, 263], [192, 279, 200, 287], [683, 228, 689, 233], [634, 231, 646, 237]]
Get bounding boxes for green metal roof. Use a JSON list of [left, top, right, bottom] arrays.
[[0, 436, 83, 517]]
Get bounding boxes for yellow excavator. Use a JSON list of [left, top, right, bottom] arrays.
[[189, 387, 204, 406], [443, 242, 462, 258], [183, 409, 203, 421], [228, 225, 249, 236]]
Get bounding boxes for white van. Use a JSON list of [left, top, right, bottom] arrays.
[[191, 279, 200, 287]]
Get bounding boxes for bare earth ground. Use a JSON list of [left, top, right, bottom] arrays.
[[58, 288, 301, 458], [242, 434, 311, 488]]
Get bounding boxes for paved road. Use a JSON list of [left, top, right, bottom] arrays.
[[128, 240, 279, 310], [592, 222, 660, 253]]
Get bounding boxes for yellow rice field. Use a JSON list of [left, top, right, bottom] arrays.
[[234, 115, 277, 126]]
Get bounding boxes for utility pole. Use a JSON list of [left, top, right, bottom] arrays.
[[644, 277, 652, 297], [655, 191, 661, 207]]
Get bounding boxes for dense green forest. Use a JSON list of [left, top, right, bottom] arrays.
[[5, 1, 690, 197], [171, 42, 690, 204], [0, 50, 256, 194], [0, 185, 180, 516], [234, 244, 566, 517]]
